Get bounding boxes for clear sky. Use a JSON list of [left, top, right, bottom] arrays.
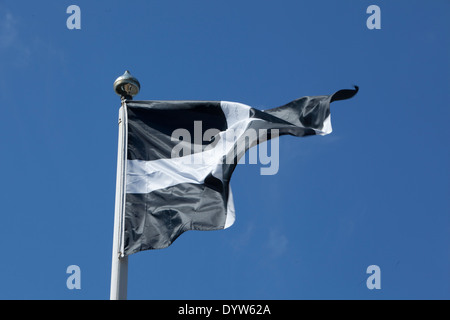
[[0, 0, 448, 300]]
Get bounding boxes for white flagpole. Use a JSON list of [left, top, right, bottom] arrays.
[[110, 71, 140, 300], [110, 103, 128, 300]]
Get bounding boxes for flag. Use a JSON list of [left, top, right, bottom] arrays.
[[121, 87, 358, 256]]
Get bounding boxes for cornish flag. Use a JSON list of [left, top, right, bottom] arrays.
[[121, 87, 358, 256]]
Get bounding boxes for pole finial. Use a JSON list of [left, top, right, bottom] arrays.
[[114, 70, 140, 99]]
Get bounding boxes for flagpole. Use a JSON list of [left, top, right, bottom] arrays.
[[110, 71, 140, 300]]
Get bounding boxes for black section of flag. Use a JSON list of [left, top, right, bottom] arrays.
[[127, 101, 226, 161], [125, 179, 227, 255]]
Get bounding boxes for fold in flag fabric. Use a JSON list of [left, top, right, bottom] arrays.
[[121, 86, 358, 256]]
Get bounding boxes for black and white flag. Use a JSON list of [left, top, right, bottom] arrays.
[[121, 87, 358, 256]]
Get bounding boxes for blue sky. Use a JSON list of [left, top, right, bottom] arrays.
[[0, 0, 448, 299]]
